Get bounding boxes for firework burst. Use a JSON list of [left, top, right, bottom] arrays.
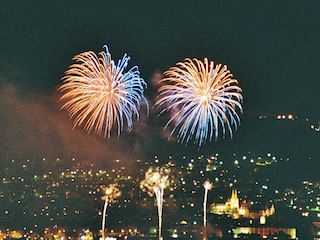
[[140, 167, 169, 240], [156, 58, 242, 146], [59, 45, 148, 138]]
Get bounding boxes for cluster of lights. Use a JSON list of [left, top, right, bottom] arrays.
[[311, 124, 320, 132], [277, 114, 294, 120], [261, 114, 320, 134], [1, 152, 316, 239], [259, 114, 297, 120]]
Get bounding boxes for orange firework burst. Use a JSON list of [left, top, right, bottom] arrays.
[[59, 45, 148, 138]]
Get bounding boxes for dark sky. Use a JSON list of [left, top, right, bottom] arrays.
[[0, 1, 319, 171]]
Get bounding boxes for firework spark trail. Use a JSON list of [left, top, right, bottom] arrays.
[[140, 168, 169, 240], [154, 177, 168, 240], [154, 187, 163, 240], [203, 181, 213, 240], [102, 195, 109, 240], [59, 45, 148, 138], [101, 184, 121, 240], [203, 181, 213, 227], [156, 58, 242, 146]]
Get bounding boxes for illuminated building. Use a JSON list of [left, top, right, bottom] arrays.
[[233, 227, 296, 239], [210, 189, 275, 220]]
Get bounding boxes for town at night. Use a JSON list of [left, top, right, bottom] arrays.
[[0, 1, 319, 239]]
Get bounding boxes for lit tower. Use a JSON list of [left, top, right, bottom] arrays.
[[230, 189, 239, 210]]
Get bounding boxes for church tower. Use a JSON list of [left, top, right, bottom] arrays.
[[230, 189, 239, 210]]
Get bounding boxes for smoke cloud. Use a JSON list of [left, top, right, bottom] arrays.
[[0, 79, 152, 169]]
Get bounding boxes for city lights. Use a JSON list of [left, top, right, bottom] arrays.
[[0, 151, 318, 239]]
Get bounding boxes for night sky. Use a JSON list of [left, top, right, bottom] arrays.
[[0, 1, 319, 177]]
